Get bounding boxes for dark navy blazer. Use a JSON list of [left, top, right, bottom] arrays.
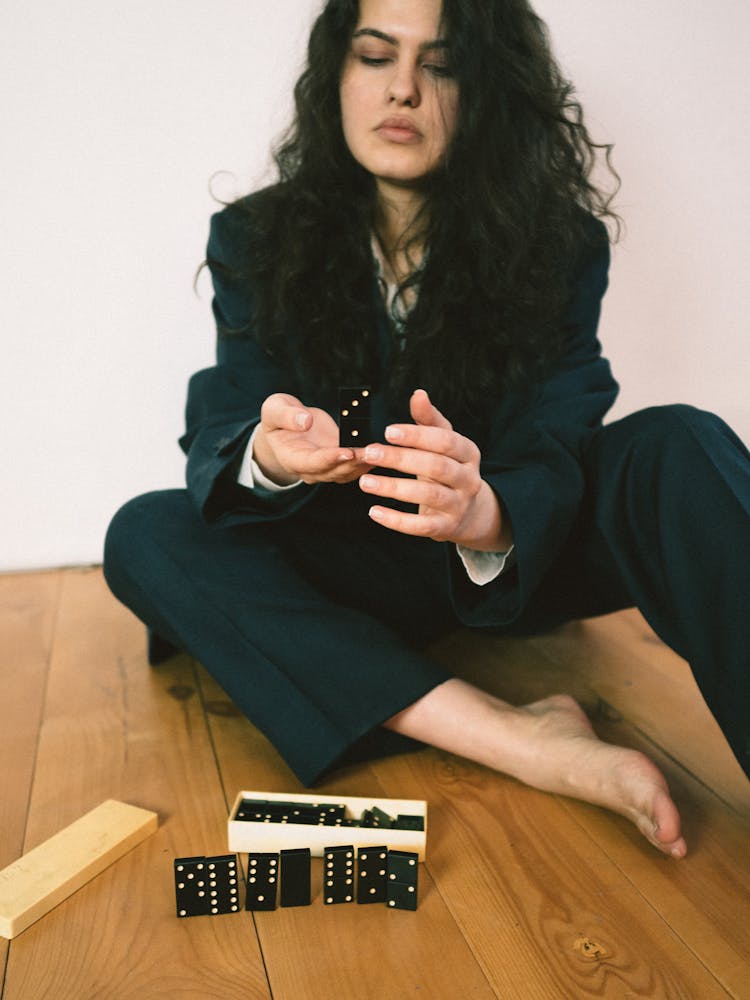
[[180, 198, 618, 631]]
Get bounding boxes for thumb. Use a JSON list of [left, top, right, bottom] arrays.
[[410, 388, 452, 430], [261, 392, 312, 432]]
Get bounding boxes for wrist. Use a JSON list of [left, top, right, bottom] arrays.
[[252, 425, 299, 487], [459, 481, 513, 552]]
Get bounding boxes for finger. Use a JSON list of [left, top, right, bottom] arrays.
[[359, 472, 455, 510], [287, 445, 356, 476], [261, 393, 312, 432], [383, 423, 477, 462], [367, 503, 449, 540], [410, 388, 452, 430], [323, 458, 375, 485], [364, 434, 479, 472]]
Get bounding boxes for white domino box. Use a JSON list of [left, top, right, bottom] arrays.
[[227, 790, 427, 860]]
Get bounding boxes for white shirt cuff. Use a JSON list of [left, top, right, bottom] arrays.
[[456, 544, 516, 586], [238, 424, 304, 493]]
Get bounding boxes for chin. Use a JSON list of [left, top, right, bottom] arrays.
[[368, 159, 435, 189], [350, 144, 433, 184]]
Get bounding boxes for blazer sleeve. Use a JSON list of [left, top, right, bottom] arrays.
[[449, 225, 618, 626], [179, 204, 321, 524]]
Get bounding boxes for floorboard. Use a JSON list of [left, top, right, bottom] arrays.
[[1, 569, 270, 1000], [1, 568, 749, 999], [0, 572, 60, 994], [197, 665, 496, 999]]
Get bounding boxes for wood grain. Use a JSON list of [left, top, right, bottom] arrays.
[[531, 609, 750, 814], [1, 569, 271, 1000], [195, 663, 497, 1000], [0, 572, 59, 986], [420, 624, 750, 998], [3, 570, 749, 999], [369, 748, 732, 999]]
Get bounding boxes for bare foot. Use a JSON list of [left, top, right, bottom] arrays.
[[510, 694, 687, 858], [385, 679, 686, 857]]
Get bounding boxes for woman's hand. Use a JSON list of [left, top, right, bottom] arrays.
[[254, 393, 371, 485], [358, 389, 513, 551]]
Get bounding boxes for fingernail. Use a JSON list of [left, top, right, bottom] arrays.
[[365, 446, 383, 462], [385, 426, 403, 441], [368, 505, 384, 520], [338, 451, 353, 462], [360, 475, 377, 489], [295, 412, 308, 429]]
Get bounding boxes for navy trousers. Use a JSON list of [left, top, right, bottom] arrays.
[[104, 405, 750, 786]]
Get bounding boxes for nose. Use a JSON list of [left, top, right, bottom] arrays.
[[387, 59, 421, 108]]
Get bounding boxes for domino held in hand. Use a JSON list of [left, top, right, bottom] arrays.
[[338, 386, 371, 447]]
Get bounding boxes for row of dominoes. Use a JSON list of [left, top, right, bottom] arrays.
[[174, 845, 418, 918], [234, 798, 424, 832]]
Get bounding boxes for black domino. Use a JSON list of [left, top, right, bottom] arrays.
[[386, 850, 418, 911], [234, 799, 347, 826], [386, 879, 418, 911], [174, 854, 240, 917], [324, 878, 355, 904], [205, 855, 241, 915], [280, 848, 312, 907], [356, 846, 388, 904], [361, 806, 394, 829], [245, 852, 279, 911], [174, 856, 210, 917], [318, 804, 348, 826], [338, 386, 372, 447], [323, 845, 355, 905], [394, 814, 424, 831]]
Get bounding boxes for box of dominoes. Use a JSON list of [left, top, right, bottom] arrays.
[[228, 790, 428, 860]]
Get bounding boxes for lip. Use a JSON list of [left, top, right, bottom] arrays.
[[375, 117, 422, 143]]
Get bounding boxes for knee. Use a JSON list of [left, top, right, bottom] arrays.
[[603, 404, 733, 461], [587, 405, 747, 511], [103, 489, 189, 598]]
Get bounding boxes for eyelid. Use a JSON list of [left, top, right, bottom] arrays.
[[423, 62, 453, 77], [359, 54, 391, 67], [356, 45, 393, 58]]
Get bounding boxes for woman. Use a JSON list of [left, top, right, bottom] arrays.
[[104, 0, 750, 858]]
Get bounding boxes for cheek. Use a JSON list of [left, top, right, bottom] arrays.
[[339, 77, 364, 145]]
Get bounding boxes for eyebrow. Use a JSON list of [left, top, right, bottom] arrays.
[[352, 28, 449, 52]]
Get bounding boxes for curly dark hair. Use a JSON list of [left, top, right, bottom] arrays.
[[214, 0, 619, 419]]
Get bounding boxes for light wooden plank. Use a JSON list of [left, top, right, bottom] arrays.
[[194, 663, 497, 1000], [0, 572, 60, 982], [0, 800, 158, 939], [2, 569, 271, 1000]]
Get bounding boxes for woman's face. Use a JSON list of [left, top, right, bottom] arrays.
[[339, 0, 458, 198]]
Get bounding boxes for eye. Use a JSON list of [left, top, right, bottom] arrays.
[[423, 63, 453, 79], [359, 55, 390, 67]]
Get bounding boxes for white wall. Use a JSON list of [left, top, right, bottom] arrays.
[[534, 0, 750, 438], [1, 1, 748, 571]]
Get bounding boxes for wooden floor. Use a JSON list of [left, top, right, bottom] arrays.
[[2, 568, 750, 999]]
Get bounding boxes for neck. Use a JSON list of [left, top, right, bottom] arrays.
[[374, 181, 427, 280]]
